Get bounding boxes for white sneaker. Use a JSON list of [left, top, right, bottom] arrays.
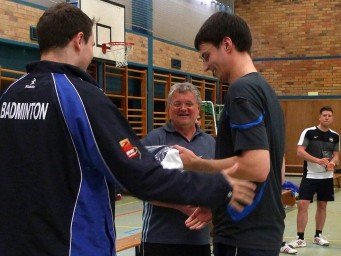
[[288, 237, 306, 248], [280, 244, 298, 254], [313, 234, 330, 246]]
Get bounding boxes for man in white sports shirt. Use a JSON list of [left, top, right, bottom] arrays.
[[290, 106, 339, 249]]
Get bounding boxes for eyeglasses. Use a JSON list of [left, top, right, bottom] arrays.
[[171, 101, 196, 108]]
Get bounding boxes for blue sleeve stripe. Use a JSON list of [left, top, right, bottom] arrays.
[[53, 73, 116, 256], [227, 182, 267, 222], [230, 112, 264, 130]]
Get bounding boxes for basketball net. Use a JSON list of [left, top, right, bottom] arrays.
[[101, 42, 134, 67]]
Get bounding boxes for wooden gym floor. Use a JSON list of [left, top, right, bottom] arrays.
[[115, 176, 341, 256]]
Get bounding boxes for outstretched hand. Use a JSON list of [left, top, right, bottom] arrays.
[[173, 144, 199, 170], [185, 207, 212, 230]]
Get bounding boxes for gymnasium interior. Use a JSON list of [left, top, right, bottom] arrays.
[[1, 0, 340, 255]]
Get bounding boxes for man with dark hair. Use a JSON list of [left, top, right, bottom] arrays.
[[176, 12, 286, 256], [0, 4, 256, 256], [289, 106, 339, 248]]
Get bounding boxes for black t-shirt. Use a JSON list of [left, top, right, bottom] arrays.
[[214, 72, 285, 250]]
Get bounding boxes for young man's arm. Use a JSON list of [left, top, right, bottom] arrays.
[[174, 145, 269, 182], [297, 145, 330, 167]]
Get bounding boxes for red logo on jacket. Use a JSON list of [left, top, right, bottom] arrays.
[[119, 138, 140, 159]]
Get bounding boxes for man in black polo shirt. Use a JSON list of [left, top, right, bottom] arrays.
[[175, 12, 285, 256]]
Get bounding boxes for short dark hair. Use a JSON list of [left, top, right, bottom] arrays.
[[320, 106, 333, 114], [37, 3, 94, 54], [194, 12, 252, 55]]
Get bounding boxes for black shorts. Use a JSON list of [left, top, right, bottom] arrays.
[[298, 177, 334, 201], [213, 243, 280, 256]]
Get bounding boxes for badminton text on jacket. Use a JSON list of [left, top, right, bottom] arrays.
[[0, 101, 49, 120]]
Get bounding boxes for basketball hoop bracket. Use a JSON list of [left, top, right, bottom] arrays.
[[101, 42, 134, 67]]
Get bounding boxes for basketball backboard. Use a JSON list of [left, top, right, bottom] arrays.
[[78, 0, 125, 62]]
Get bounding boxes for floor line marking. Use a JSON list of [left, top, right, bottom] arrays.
[[116, 225, 141, 229], [116, 200, 140, 207], [115, 209, 142, 217], [124, 228, 141, 235]]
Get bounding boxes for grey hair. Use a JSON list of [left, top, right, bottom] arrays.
[[167, 82, 202, 106]]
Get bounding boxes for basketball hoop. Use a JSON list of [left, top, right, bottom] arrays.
[[101, 42, 134, 67]]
